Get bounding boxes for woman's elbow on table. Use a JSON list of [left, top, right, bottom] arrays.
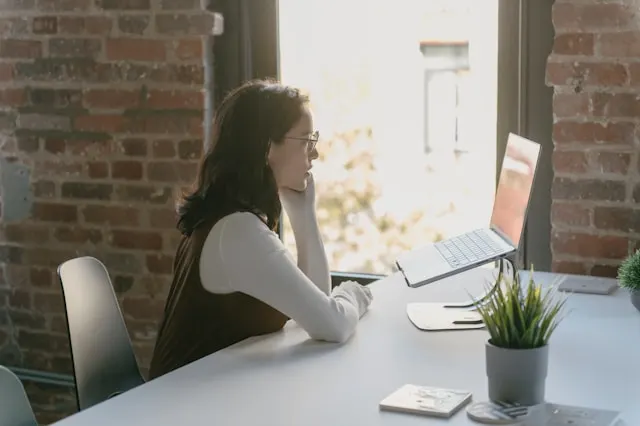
[[308, 324, 355, 344], [304, 281, 372, 344], [304, 306, 359, 344]]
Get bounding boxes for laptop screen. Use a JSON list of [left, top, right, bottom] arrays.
[[489, 134, 541, 248]]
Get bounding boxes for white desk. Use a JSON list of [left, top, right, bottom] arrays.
[[54, 268, 640, 425]]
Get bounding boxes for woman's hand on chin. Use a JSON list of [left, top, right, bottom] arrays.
[[279, 172, 316, 214]]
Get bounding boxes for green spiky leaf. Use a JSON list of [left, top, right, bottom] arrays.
[[470, 264, 568, 349]]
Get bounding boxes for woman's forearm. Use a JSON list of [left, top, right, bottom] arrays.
[[288, 211, 331, 296]]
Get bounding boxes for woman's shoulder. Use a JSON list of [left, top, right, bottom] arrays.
[[200, 211, 277, 291], [214, 211, 270, 233], [206, 211, 276, 251], [201, 209, 285, 280]]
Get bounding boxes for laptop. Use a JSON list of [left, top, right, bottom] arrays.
[[395, 133, 542, 288]]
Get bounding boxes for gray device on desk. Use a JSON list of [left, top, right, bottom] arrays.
[[395, 133, 542, 288], [557, 274, 618, 295]]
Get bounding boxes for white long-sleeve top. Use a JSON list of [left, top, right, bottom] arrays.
[[199, 211, 372, 343]]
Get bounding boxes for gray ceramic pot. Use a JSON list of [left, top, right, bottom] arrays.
[[631, 290, 640, 313], [485, 342, 549, 406]]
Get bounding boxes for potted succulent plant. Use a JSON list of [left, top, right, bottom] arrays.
[[472, 263, 567, 406], [617, 250, 640, 312]]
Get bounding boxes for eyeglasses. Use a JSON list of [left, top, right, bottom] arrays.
[[285, 130, 319, 153]]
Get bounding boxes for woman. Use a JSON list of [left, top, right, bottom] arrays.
[[148, 79, 373, 379]]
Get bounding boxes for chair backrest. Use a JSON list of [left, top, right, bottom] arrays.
[[57, 256, 145, 410], [0, 365, 37, 426]]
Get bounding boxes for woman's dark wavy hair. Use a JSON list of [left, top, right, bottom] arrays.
[[177, 79, 309, 236]]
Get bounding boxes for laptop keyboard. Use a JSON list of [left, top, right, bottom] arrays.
[[435, 229, 505, 268]]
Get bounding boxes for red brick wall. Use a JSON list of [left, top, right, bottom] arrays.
[[547, 1, 638, 277], [0, 0, 212, 423]]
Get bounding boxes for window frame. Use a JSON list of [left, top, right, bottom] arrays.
[[496, 0, 554, 271]]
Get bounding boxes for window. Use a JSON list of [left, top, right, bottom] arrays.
[[278, 0, 501, 276]]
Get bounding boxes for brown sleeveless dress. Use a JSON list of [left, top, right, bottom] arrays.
[[148, 215, 289, 380]]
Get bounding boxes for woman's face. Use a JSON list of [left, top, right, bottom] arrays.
[[268, 105, 319, 191]]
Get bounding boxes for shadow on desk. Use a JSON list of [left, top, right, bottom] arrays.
[[222, 326, 342, 363]]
